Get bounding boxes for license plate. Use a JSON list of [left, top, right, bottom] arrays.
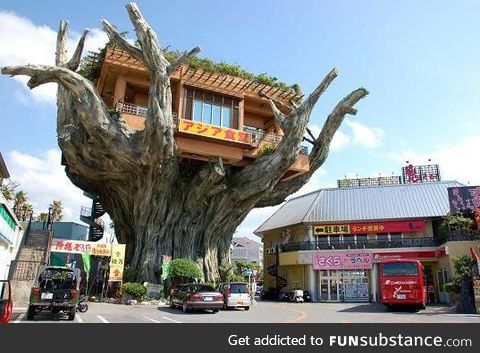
[[396, 294, 406, 299], [203, 296, 213, 301], [41, 292, 53, 299], [237, 302, 243, 305]]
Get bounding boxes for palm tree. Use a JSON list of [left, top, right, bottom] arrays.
[[50, 200, 63, 221], [0, 184, 15, 201], [19, 203, 34, 221], [13, 190, 27, 220]]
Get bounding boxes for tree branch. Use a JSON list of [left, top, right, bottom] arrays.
[[55, 21, 68, 66], [297, 68, 338, 117], [167, 46, 201, 76], [255, 87, 369, 207], [102, 20, 144, 61], [1, 65, 116, 138], [186, 158, 226, 211], [125, 3, 168, 70], [67, 29, 89, 71]]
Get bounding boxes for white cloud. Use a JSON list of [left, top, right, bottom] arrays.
[[307, 120, 384, 152], [5, 149, 115, 241], [345, 120, 384, 148], [389, 136, 480, 186], [0, 11, 108, 104], [6, 149, 89, 220]]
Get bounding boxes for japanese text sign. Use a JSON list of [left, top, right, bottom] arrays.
[[312, 251, 373, 270], [109, 244, 126, 282], [178, 119, 251, 144], [448, 186, 480, 214], [51, 238, 112, 256]]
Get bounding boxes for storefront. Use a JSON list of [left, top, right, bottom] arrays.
[[312, 251, 373, 302]]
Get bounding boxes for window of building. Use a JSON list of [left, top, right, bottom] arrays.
[[355, 234, 367, 245], [184, 87, 239, 128], [376, 233, 388, 241]]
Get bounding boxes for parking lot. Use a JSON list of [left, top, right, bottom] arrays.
[[10, 300, 480, 323]]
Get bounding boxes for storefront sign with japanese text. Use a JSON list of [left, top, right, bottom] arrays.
[[401, 164, 441, 184], [312, 251, 373, 270], [314, 220, 425, 235], [373, 250, 436, 261], [51, 238, 112, 256], [109, 244, 126, 282], [178, 119, 252, 144]]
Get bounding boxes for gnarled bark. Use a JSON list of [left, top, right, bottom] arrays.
[[1, 3, 368, 283]]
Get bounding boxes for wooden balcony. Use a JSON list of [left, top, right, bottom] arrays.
[[115, 102, 309, 176]]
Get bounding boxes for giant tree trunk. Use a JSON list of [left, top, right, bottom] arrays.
[[1, 3, 368, 283]]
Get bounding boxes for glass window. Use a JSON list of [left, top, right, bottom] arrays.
[[203, 103, 212, 124], [381, 262, 419, 276], [376, 233, 388, 241], [193, 100, 203, 122], [212, 105, 221, 126], [222, 106, 231, 127], [184, 87, 237, 128], [229, 283, 249, 293]]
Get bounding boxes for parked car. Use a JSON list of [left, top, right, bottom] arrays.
[[169, 283, 223, 313], [0, 280, 13, 323], [27, 266, 83, 321], [217, 282, 251, 310]]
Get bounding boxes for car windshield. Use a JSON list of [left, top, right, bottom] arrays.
[[192, 285, 215, 292], [39, 268, 77, 290], [382, 262, 418, 276], [230, 283, 248, 293]]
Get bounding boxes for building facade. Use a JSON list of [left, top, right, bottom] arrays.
[[255, 180, 480, 304], [231, 236, 263, 264], [93, 46, 308, 180], [0, 153, 24, 279]]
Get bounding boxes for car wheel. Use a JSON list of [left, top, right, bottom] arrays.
[[68, 307, 76, 321], [26, 305, 35, 321], [182, 301, 189, 313], [244, 306, 250, 311], [212, 309, 219, 313]]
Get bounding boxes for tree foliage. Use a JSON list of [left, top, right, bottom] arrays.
[[50, 200, 64, 221], [168, 258, 203, 281], [443, 255, 474, 294]]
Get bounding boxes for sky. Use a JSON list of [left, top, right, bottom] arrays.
[[0, 0, 479, 243]]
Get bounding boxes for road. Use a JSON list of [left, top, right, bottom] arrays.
[[11, 301, 480, 323]]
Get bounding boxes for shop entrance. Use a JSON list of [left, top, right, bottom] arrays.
[[318, 270, 369, 302]]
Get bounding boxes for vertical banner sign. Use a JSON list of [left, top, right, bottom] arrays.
[[109, 244, 126, 282], [161, 255, 172, 281]]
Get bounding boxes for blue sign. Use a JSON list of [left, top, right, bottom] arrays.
[[243, 269, 253, 276]]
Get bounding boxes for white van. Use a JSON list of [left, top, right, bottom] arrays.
[[217, 282, 251, 310]]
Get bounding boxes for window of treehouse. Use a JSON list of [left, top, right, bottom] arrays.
[[184, 87, 239, 128]]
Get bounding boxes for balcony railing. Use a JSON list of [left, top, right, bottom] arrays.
[[279, 230, 480, 253], [116, 103, 308, 154]]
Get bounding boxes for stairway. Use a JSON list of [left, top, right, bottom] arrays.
[[267, 264, 288, 294], [80, 193, 105, 242], [8, 229, 51, 308]]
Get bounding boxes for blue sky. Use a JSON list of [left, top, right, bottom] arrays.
[[0, 0, 479, 240]]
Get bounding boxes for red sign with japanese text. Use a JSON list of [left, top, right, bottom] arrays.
[[373, 251, 436, 261], [314, 220, 425, 236], [178, 119, 252, 144], [50, 238, 112, 256], [312, 251, 373, 270]]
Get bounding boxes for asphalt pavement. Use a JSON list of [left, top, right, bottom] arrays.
[[10, 301, 480, 324]]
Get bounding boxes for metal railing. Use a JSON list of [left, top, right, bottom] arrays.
[[8, 260, 44, 280], [115, 103, 309, 154], [279, 230, 480, 253], [116, 102, 148, 117]]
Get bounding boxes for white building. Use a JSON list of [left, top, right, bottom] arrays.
[[231, 236, 263, 264], [0, 153, 24, 279]]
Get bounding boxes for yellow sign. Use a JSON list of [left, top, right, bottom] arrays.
[[109, 244, 126, 282], [314, 225, 350, 235], [178, 119, 252, 144]]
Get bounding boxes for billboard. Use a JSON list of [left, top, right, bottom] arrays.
[[312, 251, 373, 270], [313, 220, 425, 235], [401, 164, 441, 184], [448, 186, 480, 214]]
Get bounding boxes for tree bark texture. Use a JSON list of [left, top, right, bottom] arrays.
[[1, 3, 368, 283]]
